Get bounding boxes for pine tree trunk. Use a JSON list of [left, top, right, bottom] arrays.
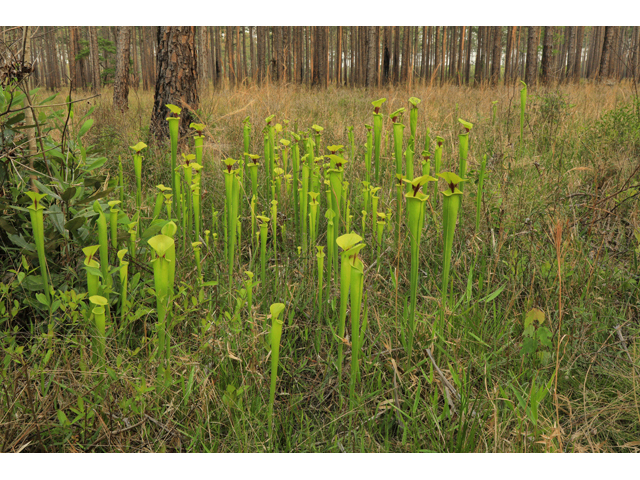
[[464, 26, 472, 84], [491, 26, 502, 85], [434, 26, 441, 84], [338, 26, 342, 86], [226, 26, 234, 86], [198, 27, 208, 92], [113, 26, 131, 111], [374, 26, 380, 86], [525, 26, 539, 86], [565, 27, 576, 82], [392, 26, 400, 84], [440, 26, 446, 83], [147, 27, 157, 88], [598, 26, 615, 80], [140, 27, 150, 90], [150, 26, 198, 141], [541, 26, 554, 84], [324, 26, 330, 88], [257, 26, 264, 84], [365, 26, 376, 87], [504, 26, 514, 86], [307, 26, 312, 85], [131, 28, 139, 90], [69, 26, 81, 90], [251, 26, 257, 84], [474, 26, 483, 85], [456, 26, 465, 85], [574, 26, 584, 81], [236, 27, 243, 85], [242, 27, 249, 83]]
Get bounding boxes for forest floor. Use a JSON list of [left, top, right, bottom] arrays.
[[2, 81, 640, 452]]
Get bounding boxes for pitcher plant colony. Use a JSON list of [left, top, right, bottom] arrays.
[[17, 93, 475, 416], [4, 71, 639, 454]]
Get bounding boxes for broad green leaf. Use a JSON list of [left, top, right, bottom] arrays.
[[537, 327, 553, 348], [36, 293, 49, 306], [84, 156, 108, 172], [524, 308, 545, 328], [33, 181, 61, 201], [64, 216, 85, 231], [61, 187, 77, 202], [78, 119, 94, 138]]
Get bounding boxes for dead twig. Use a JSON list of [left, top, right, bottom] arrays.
[[615, 325, 633, 363], [425, 348, 477, 418]]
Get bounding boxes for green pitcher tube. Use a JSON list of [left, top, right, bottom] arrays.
[[268, 303, 285, 433], [27, 192, 50, 305], [167, 116, 180, 214], [393, 122, 405, 176]]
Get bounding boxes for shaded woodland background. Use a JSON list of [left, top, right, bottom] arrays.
[[3, 26, 640, 93]]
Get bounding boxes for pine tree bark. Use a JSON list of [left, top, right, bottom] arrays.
[[235, 27, 242, 85], [574, 26, 584, 81], [541, 26, 554, 84], [307, 26, 312, 85], [131, 28, 139, 90], [113, 26, 131, 111], [69, 26, 81, 91], [434, 27, 441, 84], [464, 26, 472, 84], [242, 27, 248, 83], [474, 27, 483, 85], [323, 26, 330, 88], [198, 26, 208, 92], [525, 26, 539, 86], [598, 26, 615, 80], [565, 27, 576, 82], [150, 26, 198, 141], [504, 26, 514, 86], [440, 26, 447, 83], [491, 26, 502, 85], [140, 27, 150, 90], [146, 27, 157, 88], [226, 26, 235, 86], [257, 26, 264, 84], [448, 27, 456, 82], [251, 26, 257, 83], [400, 27, 408, 83], [393, 26, 400, 84], [456, 26, 465, 85], [366, 26, 376, 87]]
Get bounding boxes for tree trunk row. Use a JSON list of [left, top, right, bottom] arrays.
[[14, 26, 640, 99]]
